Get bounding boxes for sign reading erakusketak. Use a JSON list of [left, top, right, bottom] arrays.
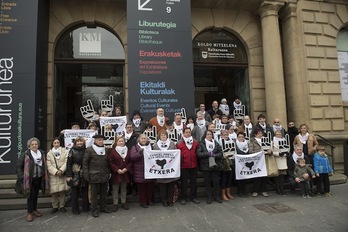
[[127, 0, 195, 120]]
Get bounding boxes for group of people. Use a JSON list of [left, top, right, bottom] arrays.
[[15, 98, 334, 222]]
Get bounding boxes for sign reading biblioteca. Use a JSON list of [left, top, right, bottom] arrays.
[[127, 0, 195, 120]]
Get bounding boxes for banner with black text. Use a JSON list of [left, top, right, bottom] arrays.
[[64, 130, 97, 150], [144, 149, 180, 179], [235, 151, 267, 180]]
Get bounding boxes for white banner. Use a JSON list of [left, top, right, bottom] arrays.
[[64, 129, 97, 149], [144, 150, 181, 179], [338, 51, 348, 102], [99, 116, 127, 137], [235, 151, 267, 180]]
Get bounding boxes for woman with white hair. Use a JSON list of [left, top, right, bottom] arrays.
[[219, 98, 230, 116]]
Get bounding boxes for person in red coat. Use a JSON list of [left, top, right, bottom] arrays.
[[130, 134, 154, 208], [109, 136, 132, 212], [176, 128, 200, 205]]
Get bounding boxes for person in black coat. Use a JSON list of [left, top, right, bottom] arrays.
[[66, 136, 89, 214], [287, 144, 310, 192], [197, 130, 223, 204]]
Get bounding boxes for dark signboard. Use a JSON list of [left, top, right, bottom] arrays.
[[0, 0, 47, 174], [127, 0, 195, 120]]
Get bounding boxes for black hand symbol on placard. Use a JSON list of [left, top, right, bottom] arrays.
[[144, 126, 157, 145], [168, 129, 179, 143], [101, 95, 114, 114], [80, 99, 95, 121]]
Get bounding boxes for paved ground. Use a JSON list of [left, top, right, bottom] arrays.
[[0, 183, 348, 232]]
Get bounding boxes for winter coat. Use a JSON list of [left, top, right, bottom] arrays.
[[191, 122, 209, 142], [294, 164, 315, 181], [109, 147, 132, 184], [313, 152, 333, 174], [293, 133, 318, 156], [47, 148, 70, 193], [15, 149, 49, 197], [149, 116, 170, 133], [130, 144, 154, 183], [197, 140, 223, 172], [272, 143, 288, 170], [66, 145, 88, 187], [248, 137, 263, 154], [176, 139, 199, 169], [287, 155, 310, 179], [82, 146, 110, 184]]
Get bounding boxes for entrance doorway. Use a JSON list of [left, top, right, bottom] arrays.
[[54, 26, 125, 135], [193, 29, 249, 113]]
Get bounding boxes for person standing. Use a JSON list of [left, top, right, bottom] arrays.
[[219, 98, 230, 116], [46, 138, 69, 213], [149, 108, 170, 133], [313, 146, 334, 196], [208, 101, 223, 119], [197, 130, 223, 204], [130, 134, 155, 208], [131, 110, 146, 135], [83, 134, 112, 217], [196, 103, 212, 122], [109, 136, 132, 211], [293, 124, 318, 165], [153, 130, 178, 207], [15, 137, 49, 222], [66, 136, 89, 214], [176, 128, 200, 205], [235, 132, 249, 197], [192, 111, 209, 142]]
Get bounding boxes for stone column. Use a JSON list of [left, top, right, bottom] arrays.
[[258, 1, 287, 125]]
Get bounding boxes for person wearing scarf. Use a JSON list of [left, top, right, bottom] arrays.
[[131, 110, 146, 135], [235, 132, 249, 197], [47, 137, 69, 214], [271, 131, 289, 195], [176, 128, 200, 205], [219, 98, 230, 116], [293, 123, 318, 165], [109, 136, 132, 212], [192, 111, 208, 142], [124, 122, 139, 149], [237, 115, 253, 140], [173, 114, 186, 140], [252, 114, 272, 137], [197, 130, 223, 204], [287, 144, 310, 192], [152, 130, 177, 207], [83, 134, 112, 217], [248, 128, 270, 197], [196, 103, 212, 122], [130, 134, 155, 208], [15, 137, 49, 222], [185, 116, 195, 131], [149, 108, 170, 133], [270, 118, 286, 137], [218, 130, 234, 201], [66, 136, 89, 215]]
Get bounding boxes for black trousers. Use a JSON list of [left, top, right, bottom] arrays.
[[253, 177, 267, 193], [300, 180, 310, 195], [70, 185, 89, 212], [237, 179, 247, 194], [220, 170, 233, 189], [27, 177, 42, 213], [90, 182, 108, 212], [316, 173, 330, 193], [180, 168, 197, 200], [159, 181, 175, 204], [203, 171, 220, 199]]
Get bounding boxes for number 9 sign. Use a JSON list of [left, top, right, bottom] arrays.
[[166, 6, 171, 13]]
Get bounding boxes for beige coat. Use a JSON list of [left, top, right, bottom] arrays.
[[272, 143, 288, 170], [47, 148, 70, 193], [293, 133, 318, 155]]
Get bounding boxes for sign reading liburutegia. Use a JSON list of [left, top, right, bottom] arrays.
[[127, 0, 195, 120]]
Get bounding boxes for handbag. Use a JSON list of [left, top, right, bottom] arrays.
[[222, 156, 232, 171], [67, 172, 80, 187], [265, 155, 279, 177]]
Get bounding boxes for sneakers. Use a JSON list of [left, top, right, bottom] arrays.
[[191, 198, 200, 204], [252, 192, 258, 197], [325, 192, 333, 197], [262, 192, 269, 197], [307, 195, 312, 199]]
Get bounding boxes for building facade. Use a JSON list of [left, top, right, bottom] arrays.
[[1, 0, 348, 174]]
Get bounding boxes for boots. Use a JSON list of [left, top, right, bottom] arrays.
[[225, 188, 234, 199], [221, 189, 229, 201]]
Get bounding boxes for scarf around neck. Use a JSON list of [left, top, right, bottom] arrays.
[[183, 136, 193, 149], [196, 119, 206, 129], [157, 115, 165, 127], [233, 101, 242, 109], [133, 118, 141, 128], [51, 147, 61, 160], [205, 139, 215, 152], [31, 150, 42, 166], [298, 132, 309, 144], [157, 139, 171, 150], [292, 152, 304, 163], [236, 139, 248, 153], [138, 143, 152, 151], [93, 144, 106, 156], [115, 146, 128, 159]]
